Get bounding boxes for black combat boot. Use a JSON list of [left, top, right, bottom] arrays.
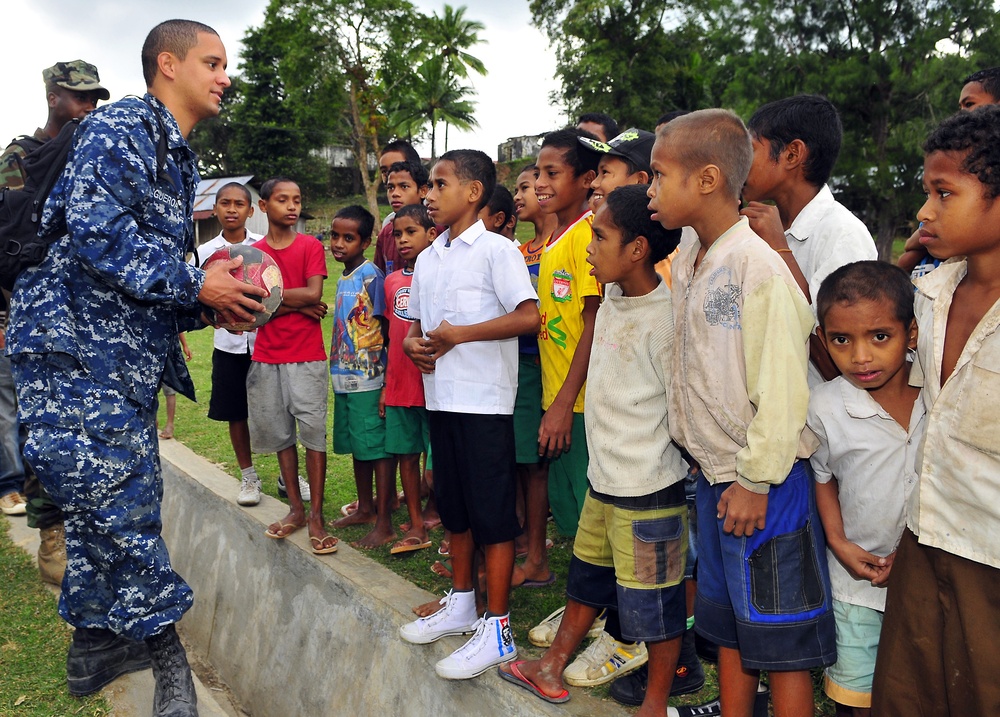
[[66, 627, 151, 696], [147, 625, 198, 717]]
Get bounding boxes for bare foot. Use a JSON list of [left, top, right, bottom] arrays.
[[158, 426, 174, 440], [518, 559, 552, 585], [330, 510, 376, 529], [412, 596, 446, 617], [430, 559, 453, 579], [499, 658, 565, 700], [351, 524, 397, 549]]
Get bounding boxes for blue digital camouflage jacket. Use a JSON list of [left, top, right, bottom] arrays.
[[7, 94, 205, 406]]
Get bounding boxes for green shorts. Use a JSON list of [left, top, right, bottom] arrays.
[[547, 412, 589, 536], [384, 405, 430, 456], [333, 389, 389, 461], [825, 600, 883, 708], [513, 354, 543, 464]]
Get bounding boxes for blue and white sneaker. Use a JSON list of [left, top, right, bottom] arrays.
[[435, 613, 517, 679]]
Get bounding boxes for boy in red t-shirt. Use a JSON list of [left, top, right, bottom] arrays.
[[248, 178, 337, 555], [383, 204, 438, 554]]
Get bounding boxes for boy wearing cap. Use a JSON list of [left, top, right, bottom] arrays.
[[579, 128, 654, 212], [0, 59, 110, 582]]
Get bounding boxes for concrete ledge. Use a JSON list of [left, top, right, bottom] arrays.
[[159, 441, 625, 717]]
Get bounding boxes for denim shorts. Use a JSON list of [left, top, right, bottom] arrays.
[[694, 461, 837, 670]]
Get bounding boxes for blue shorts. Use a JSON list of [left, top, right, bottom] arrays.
[[694, 461, 836, 671]]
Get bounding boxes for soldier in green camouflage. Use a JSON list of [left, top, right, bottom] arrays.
[[0, 60, 109, 190], [0, 60, 108, 588]]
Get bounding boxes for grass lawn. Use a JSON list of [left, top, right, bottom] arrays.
[[0, 517, 110, 716]]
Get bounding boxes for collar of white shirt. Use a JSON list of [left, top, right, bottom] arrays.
[[786, 184, 835, 244], [434, 219, 487, 255]]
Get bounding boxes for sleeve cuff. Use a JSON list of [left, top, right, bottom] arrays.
[[735, 474, 772, 495]]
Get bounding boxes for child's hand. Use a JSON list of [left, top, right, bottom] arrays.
[[378, 388, 386, 419], [538, 402, 573, 459], [403, 335, 436, 373], [716, 482, 768, 537], [183, 345, 192, 361], [740, 202, 787, 250], [829, 537, 888, 583], [424, 321, 461, 360], [299, 301, 329, 320], [870, 549, 896, 587]]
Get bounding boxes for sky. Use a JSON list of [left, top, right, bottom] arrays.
[[0, 0, 566, 163]]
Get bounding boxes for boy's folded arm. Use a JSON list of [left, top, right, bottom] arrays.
[[425, 299, 540, 350], [280, 275, 325, 307], [736, 276, 816, 492]]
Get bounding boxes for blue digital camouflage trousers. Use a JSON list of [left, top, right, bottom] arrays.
[[11, 351, 193, 640]]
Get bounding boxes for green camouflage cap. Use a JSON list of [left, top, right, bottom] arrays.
[[42, 60, 110, 101]]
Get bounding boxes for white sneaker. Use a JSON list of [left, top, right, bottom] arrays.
[[237, 474, 262, 506], [0, 492, 27, 516], [528, 605, 607, 648], [399, 590, 478, 644], [563, 631, 647, 686], [277, 474, 311, 502], [435, 613, 517, 680]]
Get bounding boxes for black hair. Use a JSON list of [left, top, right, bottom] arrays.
[[387, 160, 429, 188], [142, 19, 218, 87], [657, 110, 753, 202], [748, 95, 843, 187], [381, 139, 421, 165], [924, 104, 1000, 198], [656, 110, 690, 127], [603, 154, 646, 178], [334, 204, 375, 241], [963, 67, 1000, 103], [436, 149, 496, 211], [541, 128, 600, 177], [394, 203, 434, 230], [603, 184, 681, 264], [816, 261, 914, 329], [516, 163, 537, 177], [577, 112, 620, 141], [215, 181, 251, 203], [485, 185, 516, 229], [259, 177, 297, 200]]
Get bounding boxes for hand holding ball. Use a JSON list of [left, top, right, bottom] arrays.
[[202, 244, 283, 330]]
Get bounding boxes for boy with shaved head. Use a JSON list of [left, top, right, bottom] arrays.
[[8, 19, 263, 717], [648, 109, 835, 717]]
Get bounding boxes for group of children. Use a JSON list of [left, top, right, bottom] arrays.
[[194, 68, 1000, 716]]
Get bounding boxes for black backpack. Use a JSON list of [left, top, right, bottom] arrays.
[[0, 98, 170, 293]]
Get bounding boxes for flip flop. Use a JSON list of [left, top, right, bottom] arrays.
[[518, 571, 557, 588], [498, 661, 570, 704], [310, 535, 339, 555], [340, 500, 359, 517], [265, 521, 304, 539], [438, 540, 451, 556], [431, 559, 453, 579], [390, 536, 433, 555]]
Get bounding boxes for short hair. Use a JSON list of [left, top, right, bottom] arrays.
[[963, 66, 1000, 103], [657, 109, 753, 201], [816, 260, 915, 329], [541, 128, 600, 177], [656, 110, 690, 127], [486, 185, 516, 229], [387, 160, 429, 187], [394, 203, 434, 230], [142, 20, 218, 87], [748, 95, 843, 186], [381, 139, 421, 164], [259, 177, 297, 200], [603, 184, 681, 264], [516, 163, 537, 177], [436, 149, 496, 211], [577, 112, 620, 141], [334, 204, 375, 241], [215, 181, 251, 203], [924, 104, 1000, 198]]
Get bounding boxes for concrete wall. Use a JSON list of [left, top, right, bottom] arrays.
[[158, 441, 625, 717]]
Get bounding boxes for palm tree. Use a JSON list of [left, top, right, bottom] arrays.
[[390, 55, 479, 158]]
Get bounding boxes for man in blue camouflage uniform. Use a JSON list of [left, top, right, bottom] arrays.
[[0, 60, 110, 584], [7, 20, 264, 717]]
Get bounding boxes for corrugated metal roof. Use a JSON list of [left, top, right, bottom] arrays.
[[192, 176, 255, 213]]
